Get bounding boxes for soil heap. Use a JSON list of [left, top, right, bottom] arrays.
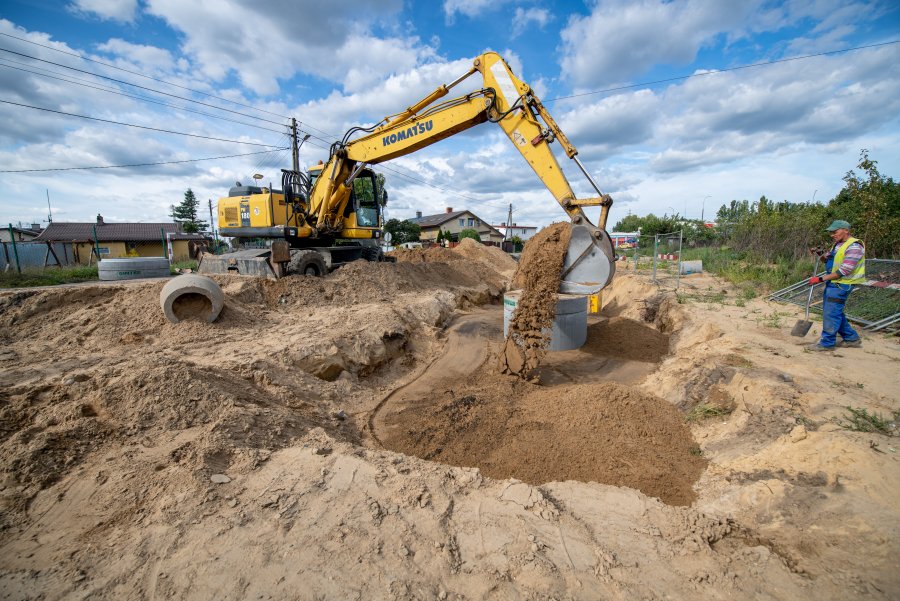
[[499, 222, 571, 377]]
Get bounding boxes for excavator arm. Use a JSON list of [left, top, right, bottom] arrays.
[[308, 52, 616, 292]]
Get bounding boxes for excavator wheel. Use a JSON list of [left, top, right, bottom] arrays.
[[289, 250, 327, 277], [361, 246, 384, 262]]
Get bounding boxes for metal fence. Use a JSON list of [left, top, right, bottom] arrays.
[[1, 241, 75, 270], [768, 258, 900, 332], [615, 230, 684, 289], [2, 223, 210, 273]]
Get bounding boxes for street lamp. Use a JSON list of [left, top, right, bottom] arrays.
[[702, 195, 711, 222]]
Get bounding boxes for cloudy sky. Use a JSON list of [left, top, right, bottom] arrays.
[[1, 0, 898, 232]]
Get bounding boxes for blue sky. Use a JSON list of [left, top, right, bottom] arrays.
[[1, 0, 898, 231]]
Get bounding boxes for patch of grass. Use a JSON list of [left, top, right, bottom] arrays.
[[836, 406, 899, 436], [735, 298, 746, 308], [685, 403, 733, 422], [0, 265, 98, 288], [681, 247, 816, 292], [757, 311, 788, 328], [170, 260, 199, 273], [689, 445, 703, 456]]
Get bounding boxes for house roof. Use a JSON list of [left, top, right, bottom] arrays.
[[8, 226, 41, 236], [35, 222, 206, 242], [408, 210, 469, 228]]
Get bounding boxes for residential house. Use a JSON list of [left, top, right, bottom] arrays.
[[34, 214, 207, 263], [409, 208, 504, 244], [492, 223, 538, 241], [0, 224, 42, 242]]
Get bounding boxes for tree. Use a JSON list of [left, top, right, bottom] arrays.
[[170, 188, 208, 233], [436, 228, 445, 243], [611, 213, 680, 237], [832, 149, 899, 257], [384, 218, 421, 244], [459, 228, 481, 242]]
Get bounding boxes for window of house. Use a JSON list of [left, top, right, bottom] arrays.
[[459, 218, 465, 227], [467, 218, 474, 227]]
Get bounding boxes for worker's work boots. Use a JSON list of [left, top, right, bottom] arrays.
[[836, 339, 862, 348]]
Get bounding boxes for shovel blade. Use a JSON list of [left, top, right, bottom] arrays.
[[791, 320, 813, 337]]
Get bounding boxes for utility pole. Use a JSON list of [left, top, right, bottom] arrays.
[[505, 203, 513, 240], [208, 198, 218, 251], [291, 118, 300, 173], [46, 189, 53, 223]]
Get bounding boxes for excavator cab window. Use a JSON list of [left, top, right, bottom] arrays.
[[353, 172, 380, 227]]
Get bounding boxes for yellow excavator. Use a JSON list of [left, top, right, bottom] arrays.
[[200, 51, 616, 293]]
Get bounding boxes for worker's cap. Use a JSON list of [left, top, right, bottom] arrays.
[[825, 219, 851, 231]]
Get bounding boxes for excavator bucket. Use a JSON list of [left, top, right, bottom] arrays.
[[197, 249, 279, 280], [559, 224, 616, 294]]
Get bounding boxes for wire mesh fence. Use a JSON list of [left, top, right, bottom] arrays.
[[614, 230, 684, 289], [768, 259, 900, 331]]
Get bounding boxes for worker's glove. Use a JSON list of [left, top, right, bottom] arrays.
[[808, 276, 824, 285]]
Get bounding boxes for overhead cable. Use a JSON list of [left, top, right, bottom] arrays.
[[0, 31, 289, 120], [0, 99, 284, 147], [0, 46, 288, 127], [0, 148, 291, 173], [0, 60, 287, 135]]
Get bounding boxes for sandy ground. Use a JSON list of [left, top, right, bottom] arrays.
[[0, 239, 898, 600]]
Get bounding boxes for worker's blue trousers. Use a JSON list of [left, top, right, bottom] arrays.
[[820, 283, 860, 347]]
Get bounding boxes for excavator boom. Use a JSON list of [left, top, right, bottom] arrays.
[[313, 52, 615, 292]]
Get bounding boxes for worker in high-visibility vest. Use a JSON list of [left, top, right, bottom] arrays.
[[807, 220, 865, 351]]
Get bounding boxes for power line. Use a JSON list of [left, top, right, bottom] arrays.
[[0, 99, 284, 147], [0, 31, 289, 120], [546, 39, 900, 102], [0, 148, 291, 173], [0, 46, 288, 127], [0, 59, 287, 135]]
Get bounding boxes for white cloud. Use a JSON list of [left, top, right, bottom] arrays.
[[144, 0, 423, 93], [511, 7, 552, 38], [443, 0, 496, 21], [69, 0, 139, 23], [558, 0, 881, 89], [94, 39, 176, 74]]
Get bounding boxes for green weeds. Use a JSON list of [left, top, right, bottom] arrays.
[[836, 406, 898, 436], [0, 265, 98, 288], [685, 403, 733, 423]]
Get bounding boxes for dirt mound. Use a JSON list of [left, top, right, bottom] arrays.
[[584, 316, 671, 362], [381, 374, 705, 506], [500, 222, 571, 377]]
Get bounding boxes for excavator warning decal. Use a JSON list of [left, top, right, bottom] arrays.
[[490, 61, 521, 111], [512, 130, 527, 146]]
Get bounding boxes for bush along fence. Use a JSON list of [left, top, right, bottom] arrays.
[[769, 259, 900, 332]]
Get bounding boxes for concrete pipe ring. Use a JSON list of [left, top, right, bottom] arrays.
[[160, 274, 225, 324]]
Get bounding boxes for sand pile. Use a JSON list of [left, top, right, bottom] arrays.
[[500, 222, 571, 377], [1, 249, 898, 600], [380, 376, 705, 505]]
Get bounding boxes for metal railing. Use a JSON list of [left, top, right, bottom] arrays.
[[768, 258, 900, 331]]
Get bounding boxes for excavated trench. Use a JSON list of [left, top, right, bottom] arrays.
[[369, 297, 707, 506]]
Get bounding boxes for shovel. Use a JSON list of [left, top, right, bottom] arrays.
[[791, 256, 821, 337]]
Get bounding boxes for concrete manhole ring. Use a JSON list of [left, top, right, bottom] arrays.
[[159, 274, 224, 323]]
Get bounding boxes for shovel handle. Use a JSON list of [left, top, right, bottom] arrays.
[[804, 256, 821, 320]]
